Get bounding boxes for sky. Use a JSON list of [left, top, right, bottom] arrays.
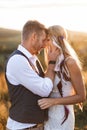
[[0, 0, 87, 32]]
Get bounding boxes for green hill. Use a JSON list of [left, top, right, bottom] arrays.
[[0, 27, 87, 53], [0, 28, 21, 53]]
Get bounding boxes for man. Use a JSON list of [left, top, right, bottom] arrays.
[[5, 20, 59, 130]]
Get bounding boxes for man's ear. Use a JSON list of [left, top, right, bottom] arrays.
[[31, 32, 37, 41]]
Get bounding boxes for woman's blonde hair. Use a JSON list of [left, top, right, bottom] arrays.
[[48, 25, 82, 70]]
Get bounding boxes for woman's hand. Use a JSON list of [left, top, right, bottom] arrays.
[[38, 98, 56, 109]]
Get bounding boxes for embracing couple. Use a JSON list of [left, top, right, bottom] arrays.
[[5, 20, 86, 130]]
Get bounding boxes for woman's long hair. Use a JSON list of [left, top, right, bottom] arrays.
[[48, 25, 82, 70]]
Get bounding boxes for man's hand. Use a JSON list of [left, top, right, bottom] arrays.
[[38, 98, 55, 109]]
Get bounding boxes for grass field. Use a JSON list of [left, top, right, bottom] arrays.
[[0, 28, 87, 130], [0, 72, 87, 130]]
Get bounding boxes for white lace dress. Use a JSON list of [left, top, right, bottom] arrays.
[[44, 57, 75, 130]]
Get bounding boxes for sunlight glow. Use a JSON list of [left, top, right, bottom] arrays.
[[0, 0, 87, 32]]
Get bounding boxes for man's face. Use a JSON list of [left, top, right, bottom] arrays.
[[33, 31, 48, 54]]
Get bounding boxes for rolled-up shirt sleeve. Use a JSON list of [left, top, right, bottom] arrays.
[[6, 55, 53, 97]]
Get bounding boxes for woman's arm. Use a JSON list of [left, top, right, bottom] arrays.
[[38, 58, 86, 109], [65, 58, 86, 103]]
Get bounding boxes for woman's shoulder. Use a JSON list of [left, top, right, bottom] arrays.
[[65, 56, 77, 67]]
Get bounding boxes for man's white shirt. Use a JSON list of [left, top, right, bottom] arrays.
[[6, 45, 53, 130]]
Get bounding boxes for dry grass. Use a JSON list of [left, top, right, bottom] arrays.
[[0, 73, 9, 130], [0, 27, 87, 130], [0, 72, 87, 130], [0, 73, 8, 93], [0, 101, 9, 130]]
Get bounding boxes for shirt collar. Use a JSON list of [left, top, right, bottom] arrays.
[[17, 44, 38, 64]]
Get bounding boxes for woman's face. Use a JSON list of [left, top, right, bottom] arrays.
[[47, 36, 60, 53]]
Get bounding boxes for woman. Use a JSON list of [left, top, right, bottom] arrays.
[[38, 25, 86, 130]]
